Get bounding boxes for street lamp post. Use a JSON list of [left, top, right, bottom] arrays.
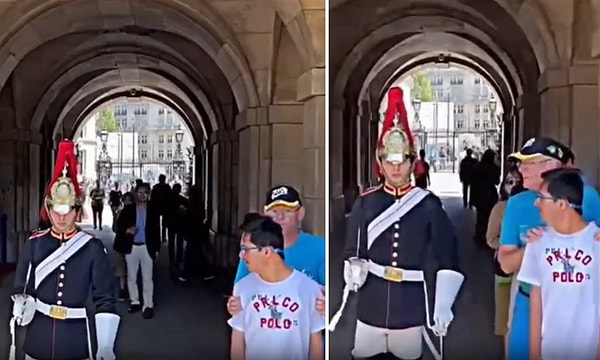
[[488, 97, 502, 152], [411, 97, 423, 149], [173, 127, 185, 185], [186, 146, 194, 195], [96, 129, 112, 186]]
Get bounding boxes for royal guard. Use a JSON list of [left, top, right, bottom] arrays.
[[329, 87, 464, 360], [10, 140, 119, 360]]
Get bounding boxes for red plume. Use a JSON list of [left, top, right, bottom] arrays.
[[40, 140, 82, 222], [375, 87, 415, 179]]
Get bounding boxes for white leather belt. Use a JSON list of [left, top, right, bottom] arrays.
[[36, 300, 87, 320], [368, 261, 425, 282]]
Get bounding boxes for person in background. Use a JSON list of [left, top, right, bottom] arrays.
[[228, 216, 324, 360], [471, 149, 501, 246], [151, 174, 172, 243], [486, 167, 523, 355], [114, 183, 161, 319], [112, 191, 134, 301], [90, 179, 106, 230], [459, 148, 478, 208], [413, 149, 430, 189], [167, 183, 190, 282], [108, 181, 122, 227]]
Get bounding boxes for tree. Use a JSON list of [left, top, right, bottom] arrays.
[[410, 73, 434, 102], [96, 108, 117, 132]]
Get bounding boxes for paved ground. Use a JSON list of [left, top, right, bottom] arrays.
[[329, 172, 504, 360], [0, 205, 233, 359]]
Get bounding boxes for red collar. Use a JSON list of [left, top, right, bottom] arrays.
[[50, 227, 78, 241], [383, 182, 413, 197]]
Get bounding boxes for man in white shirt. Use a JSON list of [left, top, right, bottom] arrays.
[[518, 168, 600, 360], [228, 216, 324, 360]]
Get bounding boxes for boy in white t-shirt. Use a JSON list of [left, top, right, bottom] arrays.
[[518, 168, 600, 360], [228, 216, 325, 360]]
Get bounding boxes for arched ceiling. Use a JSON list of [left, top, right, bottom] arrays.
[[330, 0, 559, 114], [0, 0, 278, 143]]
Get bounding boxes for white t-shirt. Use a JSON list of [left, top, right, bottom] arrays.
[[518, 222, 600, 360], [228, 269, 325, 360]]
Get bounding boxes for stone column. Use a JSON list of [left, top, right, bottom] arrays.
[[298, 67, 325, 237], [538, 65, 600, 185], [329, 101, 345, 242]]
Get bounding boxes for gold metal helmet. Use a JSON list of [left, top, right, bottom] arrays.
[[375, 87, 416, 179], [41, 140, 84, 223]]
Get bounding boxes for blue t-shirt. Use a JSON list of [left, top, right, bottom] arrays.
[[234, 232, 326, 286], [500, 185, 600, 302]]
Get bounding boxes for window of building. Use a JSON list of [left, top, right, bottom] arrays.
[[436, 89, 444, 99], [454, 104, 464, 114], [430, 76, 443, 86], [450, 77, 464, 85], [456, 120, 464, 129], [158, 150, 164, 159], [474, 120, 481, 129], [483, 106, 489, 113], [475, 105, 480, 113], [141, 150, 148, 159], [140, 135, 148, 144], [167, 135, 173, 143], [474, 78, 481, 84], [158, 135, 164, 143], [484, 121, 491, 128], [167, 150, 173, 159], [158, 107, 165, 115], [114, 105, 127, 116]]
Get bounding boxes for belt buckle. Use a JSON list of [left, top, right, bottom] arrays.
[[383, 266, 403, 282], [48, 305, 68, 320]]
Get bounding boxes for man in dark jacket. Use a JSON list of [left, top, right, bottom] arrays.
[[459, 148, 478, 208], [167, 183, 190, 281], [151, 174, 172, 242], [114, 182, 161, 319]]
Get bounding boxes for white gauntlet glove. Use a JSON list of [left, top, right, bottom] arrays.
[[11, 294, 36, 326], [343, 257, 369, 291]]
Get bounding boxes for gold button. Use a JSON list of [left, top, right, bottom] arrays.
[[57, 291, 63, 297], [59, 266, 65, 271], [393, 242, 398, 248], [394, 233, 399, 238], [58, 283, 64, 287], [59, 274, 65, 279], [391, 261, 398, 267], [394, 224, 399, 229], [392, 252, 398, 258], [56, 300, 63, 305]]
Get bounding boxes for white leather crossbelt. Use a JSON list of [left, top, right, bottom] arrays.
[[36, 300, 87, 320], [368, 261, 424, 282]]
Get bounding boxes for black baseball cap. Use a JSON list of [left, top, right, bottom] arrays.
[[508, 137, 571, 164], [239, 212, 263, 230], [264, 185, 302, 211]]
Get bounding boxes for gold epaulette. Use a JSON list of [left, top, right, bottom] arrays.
[[29, 228, 50, 240], [360, 185, 382, 197]]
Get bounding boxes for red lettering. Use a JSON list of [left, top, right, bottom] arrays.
[[555, 271, 585, 283], [282, 297, 290, 307], [253, 302, 260, 312], [582, 255, 592, 266], [546, 256, 554, 266], [289, 302, 299, 313], [553, 271, 560, 282], [271, 296, 280, 307], [564, 248, 572, 259], [260, 297, 269, 308], [553, 251, 561, 262], [575, 249, 584, 261], [259, 317, 293, 329]]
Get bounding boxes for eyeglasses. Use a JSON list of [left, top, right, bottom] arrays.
[[536, 193, 582, 209], [239, 244, 283, 255]]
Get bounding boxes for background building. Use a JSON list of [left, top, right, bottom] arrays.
[[75, 99, 194, 188]]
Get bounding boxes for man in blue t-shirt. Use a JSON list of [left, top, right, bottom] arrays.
[[227, 185, 326, 315], [499, 137, 600, 360]]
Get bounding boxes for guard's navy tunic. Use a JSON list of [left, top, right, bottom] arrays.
[[13, 228, 117, 360], [344, 184, 461, 330]]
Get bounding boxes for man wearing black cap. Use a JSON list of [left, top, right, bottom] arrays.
[[227, 185, 326, 316], [497, 137, 600, 360]]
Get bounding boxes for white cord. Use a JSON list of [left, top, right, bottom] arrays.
[[9, 317, 16, 360], [328, 285, 351, 331], [422, 281, 444, 360]]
